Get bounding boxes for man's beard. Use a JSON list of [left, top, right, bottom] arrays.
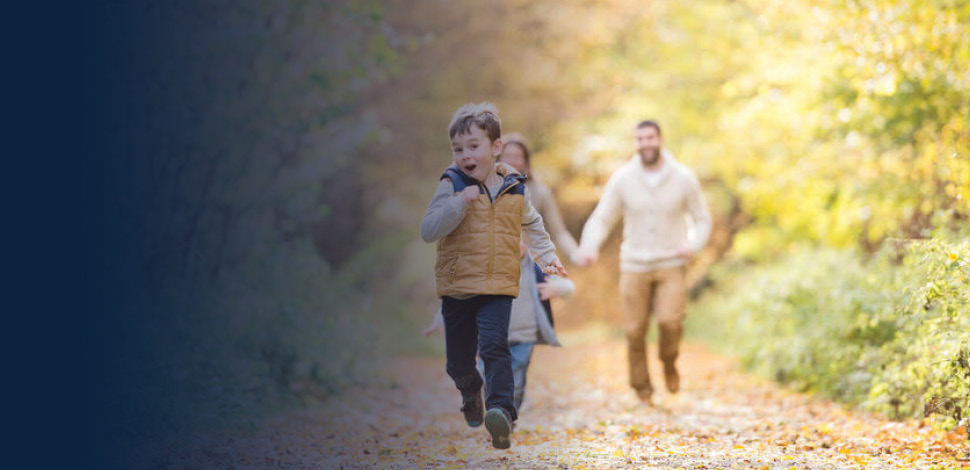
[[638, 147, 661, 165]]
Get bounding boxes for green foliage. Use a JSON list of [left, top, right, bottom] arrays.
[[691, 235, 970, 427]]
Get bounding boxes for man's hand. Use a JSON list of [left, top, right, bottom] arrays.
[[537, 281, 560, 301], [572, 250, 598, 268], [676, 246, 695, 261], [543, 257, 569, 277], [460, 186, 479, 205]]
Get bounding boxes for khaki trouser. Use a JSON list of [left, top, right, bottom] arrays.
[[620, 266, 687, 393]]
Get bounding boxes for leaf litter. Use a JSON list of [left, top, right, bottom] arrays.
[[132, 339, 969, 469]]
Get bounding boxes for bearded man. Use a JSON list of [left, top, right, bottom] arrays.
[[574, 120, 711, 404]]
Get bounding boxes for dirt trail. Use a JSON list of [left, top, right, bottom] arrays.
[[147, 338, 968, 469]]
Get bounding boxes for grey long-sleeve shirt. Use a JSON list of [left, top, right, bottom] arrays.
[[420, 177, 558, 269]]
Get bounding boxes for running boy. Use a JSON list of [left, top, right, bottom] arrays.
[[420, 102, 567, 449], [424, 239, 574, 413]]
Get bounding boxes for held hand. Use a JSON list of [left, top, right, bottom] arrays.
[[537, 281, 560, 301], [543, 258, 569, 277], [676, 246, 695, 261], [572, 250, 598, 268], [460, 186, 479, 205]]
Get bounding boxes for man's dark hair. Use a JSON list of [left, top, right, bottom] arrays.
[[636, 120, 662, 135]]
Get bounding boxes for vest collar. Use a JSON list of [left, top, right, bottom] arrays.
[[494, 162, 527, 195], [442, 162, 526, 196]]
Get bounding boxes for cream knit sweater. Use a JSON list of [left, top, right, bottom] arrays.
[[577, 151, 711, 273]]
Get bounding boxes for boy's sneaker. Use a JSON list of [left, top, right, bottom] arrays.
[[460, 388, 484, 427], [484, 408, 512, 449]]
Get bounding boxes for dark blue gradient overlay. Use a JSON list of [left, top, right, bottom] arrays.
[[84, 2, 203, 467], [30, 1, 421, 467], [75, 2, 314, 467]]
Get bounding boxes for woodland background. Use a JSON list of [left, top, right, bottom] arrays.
[[92, 0, 969, 453]]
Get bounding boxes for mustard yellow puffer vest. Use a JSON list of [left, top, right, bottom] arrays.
[[435, 162, 527, 298]]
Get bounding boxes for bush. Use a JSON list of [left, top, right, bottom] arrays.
[[691, 236, 969, 428]]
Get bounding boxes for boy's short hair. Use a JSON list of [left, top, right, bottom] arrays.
[[448, 102, 502, 142], [636, 120, 662, 135]]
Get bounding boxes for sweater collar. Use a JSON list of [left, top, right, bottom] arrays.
[[629, 149, 675, 184]]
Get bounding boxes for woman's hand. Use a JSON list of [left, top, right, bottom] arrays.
[[537, 281, 560, 301], [423, 312, 444, 336]]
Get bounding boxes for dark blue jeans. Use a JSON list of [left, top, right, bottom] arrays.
[[441, 295, 517, 421], [477, 342, 535, 412]]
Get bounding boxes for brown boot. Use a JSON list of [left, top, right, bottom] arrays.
[[635, 386, 654, 405], [663, 362, 680, 393]]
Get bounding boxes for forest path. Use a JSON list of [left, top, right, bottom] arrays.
[[155, 338, 968, 469]]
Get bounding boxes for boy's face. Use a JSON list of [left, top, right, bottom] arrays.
[[452, 126, 502, 183]]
